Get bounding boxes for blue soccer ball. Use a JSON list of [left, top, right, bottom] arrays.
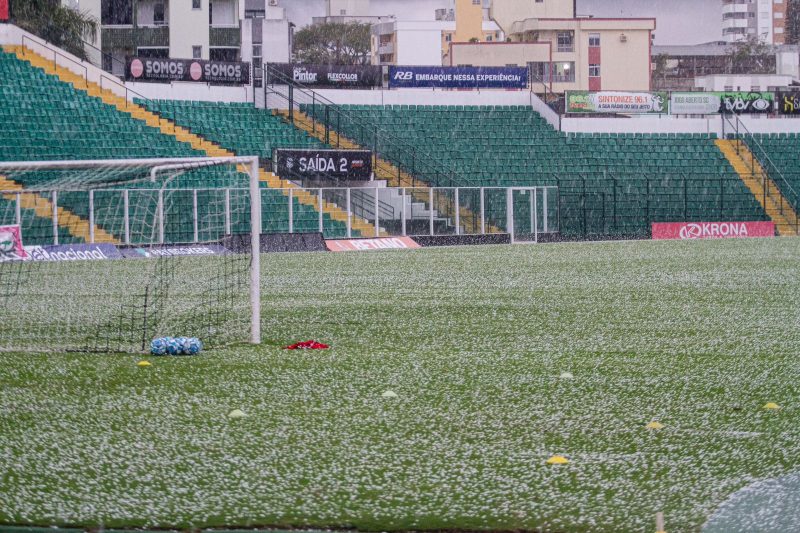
[[187, 337, 203, 355], [165, 337, 181, 355], [150, 337, 167, 356], [177, 337, 193, 355]]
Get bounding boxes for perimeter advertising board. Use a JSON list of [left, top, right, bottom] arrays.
[[0, 225, 27, 261], [269, 63, 382, 87], [652, 221, 775, 240], [777, 92, 800, 115], [126, 57, 250, 84], [717, 91, 774, 114], [566, 91, 669, 114], [670, 93, 722, 115], [274, 149, 372, 181], [388, 66, 528, 89]]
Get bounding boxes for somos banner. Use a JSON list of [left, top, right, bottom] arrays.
[[269, 63, 382, 87], [567, 91, 668, 114], [275, 149, 372, 181], [126, 57, 250, 85], [0, 225, 27, 261], [652, 221, 775, 240], [388, 66, 528, 89], [777, 92, 800, 114]]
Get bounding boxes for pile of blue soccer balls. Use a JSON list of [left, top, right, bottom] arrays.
[[150, 337, 203, 356]]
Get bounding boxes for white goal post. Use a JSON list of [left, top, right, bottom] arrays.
[[0, 156, 262, 351]]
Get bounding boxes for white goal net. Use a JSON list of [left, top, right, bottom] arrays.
[[0, 157, 261, 353]]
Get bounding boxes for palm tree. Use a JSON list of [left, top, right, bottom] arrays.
[[11, 0, 97, 60]]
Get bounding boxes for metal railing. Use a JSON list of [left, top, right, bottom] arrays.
[[22, 34, 88, 88], [722, 114, 800, 233], [264, 64, 469, 189], [0, 186, 559, 245]]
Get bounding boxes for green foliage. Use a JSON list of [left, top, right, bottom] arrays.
[[787, 0, 800, 45], [293, 22, 372, 65], [11, 0, 97, 60], [727, 35, 773, 74]]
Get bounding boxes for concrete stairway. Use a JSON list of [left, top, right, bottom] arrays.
[[716, 139, 798, 236]]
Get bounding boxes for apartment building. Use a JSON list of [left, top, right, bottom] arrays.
[[722, 0, 787, 44]]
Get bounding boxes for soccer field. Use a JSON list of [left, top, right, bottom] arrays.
[[1, 238, 799, 532]]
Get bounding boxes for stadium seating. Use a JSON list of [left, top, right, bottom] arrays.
[[744, 134, 800, 208], [0, 49, 352, 242], [303, 104, 768, 237]]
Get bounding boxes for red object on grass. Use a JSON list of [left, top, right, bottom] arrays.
[[284, 340, 329, 350]]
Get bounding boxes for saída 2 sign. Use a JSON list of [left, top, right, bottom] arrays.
[[274, 149, 373, 181]]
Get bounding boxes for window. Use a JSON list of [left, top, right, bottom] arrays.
[[529, 61, 574, 83], [751, 85, 761, 91], [724, 85, 734, 91], [557, 31, 574, 52], [487, 35, 492, 41], [209, 2, 213, 23], [776, 27, 785, 33], [192, 0, 201, 9], [340, 9, 346, 15], [253, 45, 262, 57], [589, 64, 601, 77], [536, 0, 543, 3], [101, 0, 133, 24], [137, 47, 169, 58], [445, 34, 452, 42], [589, 33, 600, 47], [473, 0, 480, 4], [153, 3, 165, 24], [192, 46, 202, 59], [210, 48, 237, 61]]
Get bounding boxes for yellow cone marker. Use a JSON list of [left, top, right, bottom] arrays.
[[228, 409, 247, 419], [137, 360, 152, 367], [763, 402, 781, 410], [546, 455, 569, 465], [646, 421, 665, 430]]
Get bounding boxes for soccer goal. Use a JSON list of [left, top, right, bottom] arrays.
[[0, 157, 262, 353]]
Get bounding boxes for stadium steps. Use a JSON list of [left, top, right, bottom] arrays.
[[3, 46, 378, 239], [277, 108, 501, 235], [716, 139, 798, 236], [0, 176, 119, 243]]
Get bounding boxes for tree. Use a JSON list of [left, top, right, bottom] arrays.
[[787, 0, 800, 45], [11, 0, 97, 60], [293, 22, 372, 65], [727, 35, 772, 74]]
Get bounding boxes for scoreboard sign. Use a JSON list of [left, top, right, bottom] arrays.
[[274, 149, 372, 181]]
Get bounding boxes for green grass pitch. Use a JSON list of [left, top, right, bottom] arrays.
[[1, 238, 799, 532]]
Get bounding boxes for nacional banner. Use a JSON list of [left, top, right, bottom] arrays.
[[23, 243, 121, 262], [776, 92, 800, 115], [566, 91, 669, 114], [652, 221, 775, 240], [269, 63, 382, 87], [326, 237, 420, 252], [0, 225, 27, 261], [125, 57, 250, 85], [0, 0, 9, 22], [388, 66, 528, 89], [274, 149, 372, 181]]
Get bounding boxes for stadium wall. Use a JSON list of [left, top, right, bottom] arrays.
[[562, 115, 800, 136], [271, 87, 535, 108]]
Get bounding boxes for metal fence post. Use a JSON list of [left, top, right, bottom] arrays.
[[533, 187, 539, 243], [192, 189, 199, 243], [507, 187, 515, 243], [318, 188, 324, 234], [374, 187, 380, 237], [429, 188, 435, 236], [158, 189, 164, 244], [454, 188, 460, 236], [543, 187, 549, 234], [15, 192, 21, 226], [480, 187, 485, 234], [346, 187, 352, 238], [401, 187, 407, 236], [123, 190, 130, 245], [224, 188, 231, 236], [52, 190, 58, 245], [288, 188, 294, 233], [88, 190, 95, 244]]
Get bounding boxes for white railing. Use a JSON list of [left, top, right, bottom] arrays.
[[1, 186, 559, 245]]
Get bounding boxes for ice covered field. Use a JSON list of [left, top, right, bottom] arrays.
[[1, 238, 799, 532]]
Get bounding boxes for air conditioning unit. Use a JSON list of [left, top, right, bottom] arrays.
[[268, 0, 278, 5], [619, 33, 628, 43]]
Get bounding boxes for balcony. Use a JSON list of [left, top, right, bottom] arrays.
[[101, 26, 169, 50], [210, 26, 241, 47]]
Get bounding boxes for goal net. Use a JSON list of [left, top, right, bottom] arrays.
[[0, 157, 261, 353]]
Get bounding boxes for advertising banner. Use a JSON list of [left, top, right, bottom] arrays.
[[269, 63, 382, 87], [0, 225, 27, 261], [670, 92, 722, 115], [566, 91, 669, 114], [119, 245, 230, 258], [388, 66, 528, 89], [777, 92, 800, 115], [652, 221, 775, 240], [125, 57, 250, 84], [717, 91, 774, 114], [275, 149, 372, 181], [23, 243, 121, 261], [326, 237, 420, 252], [0, 0, 9, 22]]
